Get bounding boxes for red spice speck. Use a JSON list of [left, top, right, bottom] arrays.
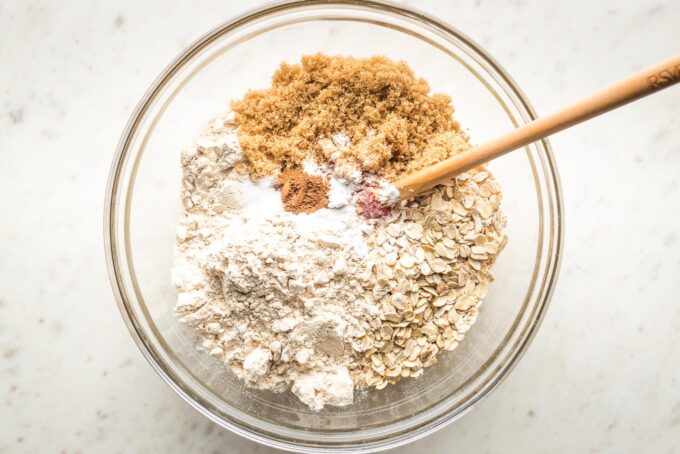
[[356, 189, 391, 219]]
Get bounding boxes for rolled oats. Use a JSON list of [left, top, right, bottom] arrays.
[[350, 167, 507, 389]]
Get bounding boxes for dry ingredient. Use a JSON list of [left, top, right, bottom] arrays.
[[173, 114, 378, 410], [350, 174, 506, 388], [275, 168, 329, 214], [173, 54, 507, 410], [231, 53, 470, 180]]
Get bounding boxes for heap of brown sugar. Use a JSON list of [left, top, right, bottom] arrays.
[[275, 169, 329, 214], [231, 53, 469, 181]]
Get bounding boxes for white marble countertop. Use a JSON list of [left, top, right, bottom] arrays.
[[1, 0, 679, 452]]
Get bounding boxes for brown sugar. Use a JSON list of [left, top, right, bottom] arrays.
[[231, 53, 469, 181], [275, 169, 329, 214]]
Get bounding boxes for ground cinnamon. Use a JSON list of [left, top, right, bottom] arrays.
[[275, 169, 329, 214]]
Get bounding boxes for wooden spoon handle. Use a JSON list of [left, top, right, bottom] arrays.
[[396, 53, 680, 199]]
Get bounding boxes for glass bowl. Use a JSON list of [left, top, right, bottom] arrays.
[[104, 1, 563, 452]]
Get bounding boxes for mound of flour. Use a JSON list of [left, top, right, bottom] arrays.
[[172, 113, 379, 410]]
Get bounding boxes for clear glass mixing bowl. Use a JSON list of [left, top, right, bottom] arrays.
[[104, 1, 563, 451]]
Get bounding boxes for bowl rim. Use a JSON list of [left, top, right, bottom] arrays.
[[104, 0, 564, 452]]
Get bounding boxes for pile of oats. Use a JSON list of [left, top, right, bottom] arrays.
[[350, 168, 507, 389]]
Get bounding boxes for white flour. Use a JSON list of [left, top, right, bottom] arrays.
[[172, 113, 379, 410]]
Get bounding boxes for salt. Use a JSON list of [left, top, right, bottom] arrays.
[[327, 177, 353, 208]]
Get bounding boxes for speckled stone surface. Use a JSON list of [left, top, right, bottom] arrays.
[[1, 1, 679, 452]]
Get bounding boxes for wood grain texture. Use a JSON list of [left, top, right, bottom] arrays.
[[395, 53, 680, 199]]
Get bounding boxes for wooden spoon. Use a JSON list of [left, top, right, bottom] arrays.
[[392, 53, 680, 202]]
